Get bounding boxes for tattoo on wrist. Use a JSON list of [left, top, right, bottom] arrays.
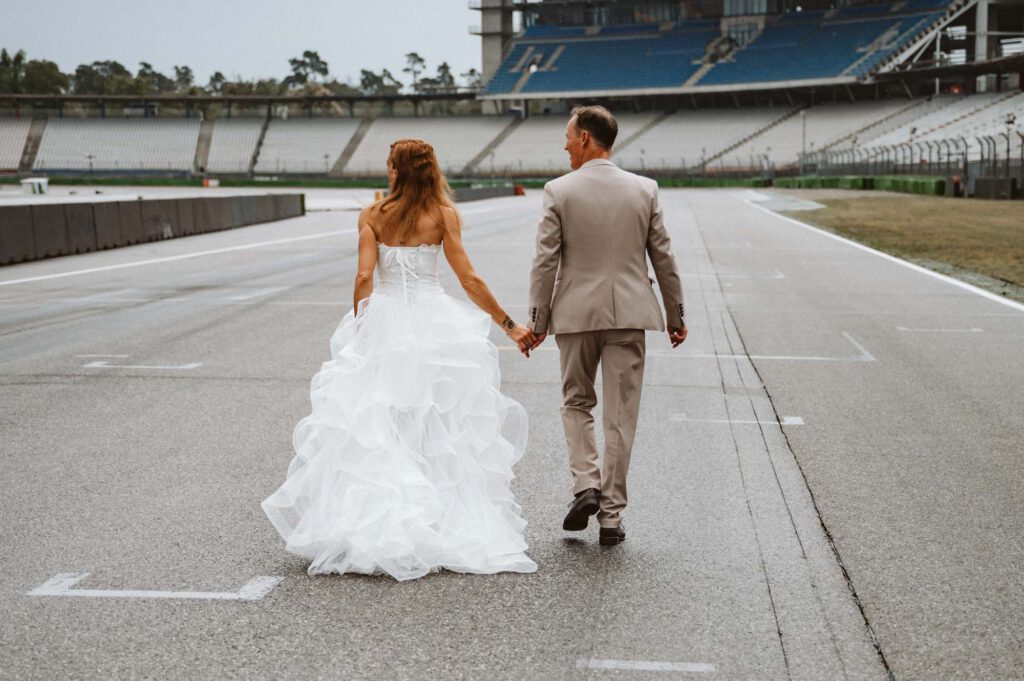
[[501, 314, 515, 331]]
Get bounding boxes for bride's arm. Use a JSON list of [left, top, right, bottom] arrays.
[[353, 207, 377, 312], [440, 206, 535, 350]]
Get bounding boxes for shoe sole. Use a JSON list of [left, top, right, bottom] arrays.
[[599, 534, 625, 546], [562, 499, 599, 531]]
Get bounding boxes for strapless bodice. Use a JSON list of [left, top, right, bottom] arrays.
[[376, 243, 443, 301]]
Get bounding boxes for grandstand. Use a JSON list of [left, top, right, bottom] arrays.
[[32, 118, 200, 173], [206, 119, 264, 174], [0, 118, 30, 171], [341, 116, 511, 177], [480, 0, 960, 98], [485, 112, 662, 174], [253, 118, 361, 175], [0, 0, 1019, 187]]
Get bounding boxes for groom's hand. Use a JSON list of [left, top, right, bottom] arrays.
[[669, 323, 687, 348], [529, 332, 547, 351]]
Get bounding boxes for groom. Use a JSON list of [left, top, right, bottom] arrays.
[[527, 105, 687, 546]]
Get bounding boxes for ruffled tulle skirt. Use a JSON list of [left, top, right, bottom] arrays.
[[261, 288, 538, 581]]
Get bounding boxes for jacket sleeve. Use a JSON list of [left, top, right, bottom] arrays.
[[528, 183, 562, 335], [645, 183, 685, 328]]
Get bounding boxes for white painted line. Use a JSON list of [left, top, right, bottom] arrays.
[[227, 286, 289, 301], [577, 659, 716, 673], [82, 360, 202, 370], [740, 196, 1024, 314], [27, 571, 283, 601], [896, 326, 984, 333], [0, 229, 356, 288], [673, 414, 804, 426], [75, 354, 130, 358], [686, 268, 785, 280], [497, 332, 875, 362]]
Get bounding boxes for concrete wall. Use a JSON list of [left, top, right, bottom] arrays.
[[0, 193, 304, 265]]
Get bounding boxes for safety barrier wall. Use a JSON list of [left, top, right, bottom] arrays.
[[0, 193, 305, 265], [451, 185, 519, 202]]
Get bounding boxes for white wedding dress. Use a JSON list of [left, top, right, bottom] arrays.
[[261, 242, 538, 581]]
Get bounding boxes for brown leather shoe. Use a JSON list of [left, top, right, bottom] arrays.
[[599, 524, 626, 545], [563, 488, 600, 531]]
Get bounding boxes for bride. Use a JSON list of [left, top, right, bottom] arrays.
[[261, 138, 539, 581]]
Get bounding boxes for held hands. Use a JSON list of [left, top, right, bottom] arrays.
[[501, 315, 537, 357], [668, 323, 688, 348], [508, 324, 536, 357]]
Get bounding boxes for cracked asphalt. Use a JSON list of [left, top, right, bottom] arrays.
[[0, 187, 1019, 680]]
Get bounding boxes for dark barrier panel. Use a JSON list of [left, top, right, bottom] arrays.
[[2, 193, 305, 266], [119, 201, 144, 245], [452, 185, 518, 202], [141, 200, 178, 242], [230, 196, 246, 229], [64, 203, 98, 254], [255, 195, 275, 224], [175, 199, 197, 236], [0, 206, 35, 265], [93, 201, 123, 249], [31, 204, 69, 258], [272, 194, 303, 220]]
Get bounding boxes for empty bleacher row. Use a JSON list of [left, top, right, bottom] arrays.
[[253, 119, 361, 174], [33, 118, 201, 173], [1, 91, 1020, 177], [483, 0, 954, 96], [0, 118, 30, 171], [342, 117, 510, 177]]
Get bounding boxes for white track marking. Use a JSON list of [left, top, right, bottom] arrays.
[[27, 572, 283, 601], [0, 229, 356, 287], [896, 326, 984, 333], [81, 360, 202, 370], [686, 268, 785, 280], [497, 332, 874, 362], [739, 195, 1024, 314], [577, 658, 716, 673], [673, 415, 804, 426], [227, 286, 289, 301]]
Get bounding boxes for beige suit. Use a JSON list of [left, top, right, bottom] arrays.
[[528, 158, 684, 528]]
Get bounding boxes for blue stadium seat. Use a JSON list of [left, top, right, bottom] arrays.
[[482, 3, 948, 95]]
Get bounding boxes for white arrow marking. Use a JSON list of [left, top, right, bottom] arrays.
[[27, 572, 283, 601]]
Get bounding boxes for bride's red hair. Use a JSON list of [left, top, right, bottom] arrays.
[[374, 138, 456, 242]]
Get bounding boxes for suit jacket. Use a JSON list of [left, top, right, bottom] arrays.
[[528, 158, 684, 335]]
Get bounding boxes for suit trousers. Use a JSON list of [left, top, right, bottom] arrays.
[[555, 328, 646, 528]]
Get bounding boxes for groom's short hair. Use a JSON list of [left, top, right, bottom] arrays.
[[570, 105, 618, 150]]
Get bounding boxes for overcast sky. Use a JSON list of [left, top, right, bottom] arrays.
[[1, 0, 481, 88]]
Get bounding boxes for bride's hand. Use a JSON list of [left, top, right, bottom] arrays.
[[504, 322, 536, 357]]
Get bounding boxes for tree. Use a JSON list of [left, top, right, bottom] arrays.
[[72, 60, 134, 95], [136, 62, 175, 94], [435, 62, 456, 92], [23, 59, 68, 94], [460, 67, 482, 90], [173, 65, 194, 91], [403, 52, 426, 92], [0, 49, 27, 93], [359, 69, 402, 96], [207, 71, 226, 94], [284, 50, 329, 88]]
